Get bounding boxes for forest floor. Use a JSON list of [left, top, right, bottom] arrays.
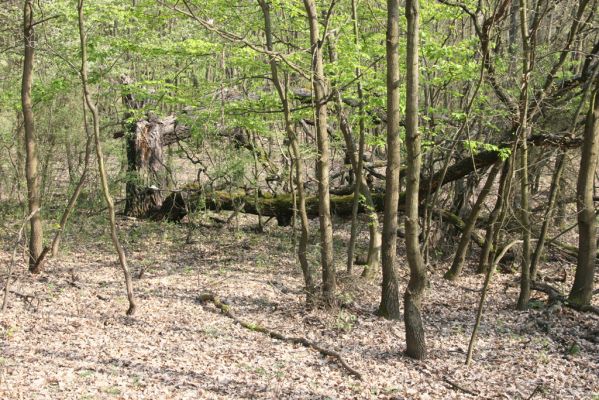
[[0, 213, 598, 400]]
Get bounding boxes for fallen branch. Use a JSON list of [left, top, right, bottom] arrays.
[[531, 281, 599, 316], [196, 293, 363, 380], [443, 377, 479, 396]]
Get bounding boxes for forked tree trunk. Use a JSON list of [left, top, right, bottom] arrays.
[[530, 151, 565, 280], [30, 111, 94, 274], [569, 82, 599, 306], [303, 0, 336, 308], [22, 0, 44, 272], [378, 0, 402, 320]]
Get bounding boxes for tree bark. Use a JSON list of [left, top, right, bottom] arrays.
[[303, 0, 336, 308], [477, 160, 513, 274], [378, 0, 402, 320], [22, 0, 44, 273], [569, 82, 599, 306]]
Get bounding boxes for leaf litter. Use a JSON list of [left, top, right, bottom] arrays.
[[0, 216, 597, 399]]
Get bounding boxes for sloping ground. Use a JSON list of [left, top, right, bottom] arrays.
[[0, 217, 597, 399]]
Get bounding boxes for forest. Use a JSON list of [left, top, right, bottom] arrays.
[[0, 0, 598, 398]]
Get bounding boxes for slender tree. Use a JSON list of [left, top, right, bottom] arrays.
[[516, 0, 532, 310], [302, 0, 336, 307], [78, 0, 136, 316], [378, 0, 401, 320], [257, 0, 314, 303], [445, 162, 502, 281]]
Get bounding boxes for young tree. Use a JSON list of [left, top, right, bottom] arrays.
[[302, 0, 336, 307], [78, 0, 136, 316], [257, 0, 315, 303], [378, 0, 401, 320]]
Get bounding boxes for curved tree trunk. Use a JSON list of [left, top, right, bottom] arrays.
[[78, 0, 136, 316]]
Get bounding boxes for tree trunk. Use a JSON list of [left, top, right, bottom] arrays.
[[258, 0, 315, 303], [303, 0, 336, 308], [516, 0, 532, 310], [445, 162, 502, 281], [404, 0, 427, 360], [378, 0, 402, 320], [327, 21, 381, 278], [22, 0, 44, 273], [478, 160, 513, 274], [569, 82, 599, 306], [530, 151, 565, 280], [78, 0, 136, 316]]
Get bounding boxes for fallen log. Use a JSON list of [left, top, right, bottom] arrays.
[[155, 134, 583, 223], [155, 190, 383, 225]]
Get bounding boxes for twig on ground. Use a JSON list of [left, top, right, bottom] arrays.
[[196, 292, 363, 380]]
